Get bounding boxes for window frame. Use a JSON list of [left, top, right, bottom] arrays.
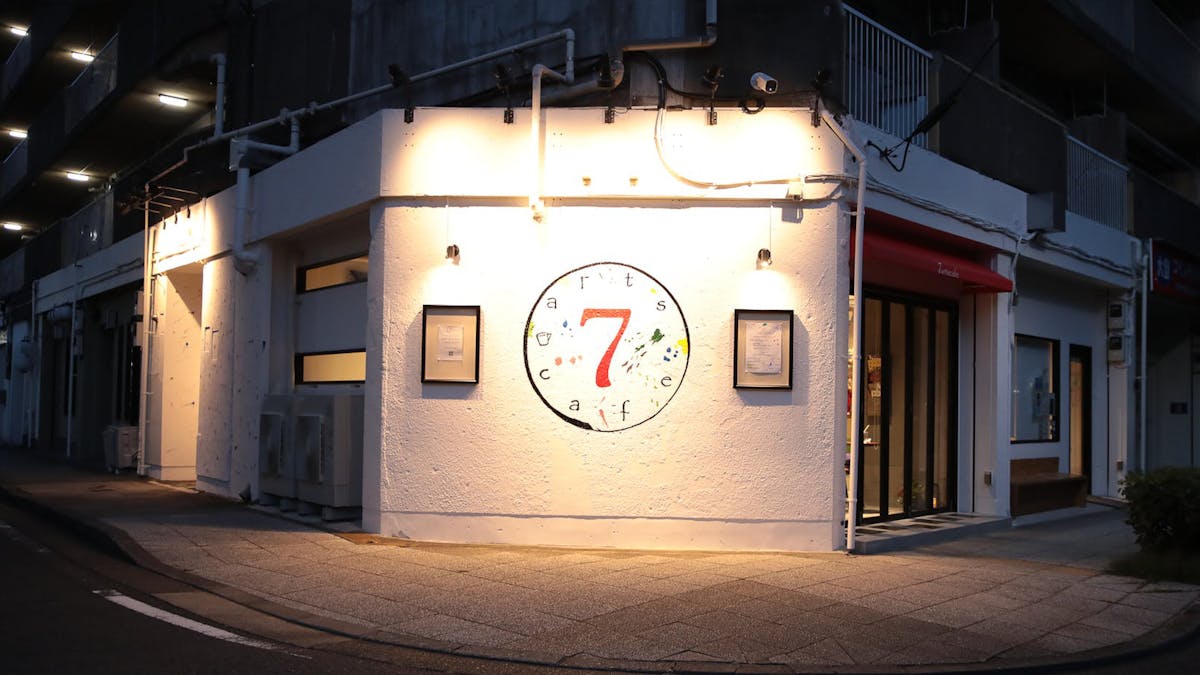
[[294, 349, 367, 386], [1010, 333, 1060, 443], [295, 252, 369, 294]]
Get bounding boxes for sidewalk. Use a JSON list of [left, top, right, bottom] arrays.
[[1, 447, 1197, 673]]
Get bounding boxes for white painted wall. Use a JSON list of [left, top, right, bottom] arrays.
[[1011, 263, 1114, 496], [144, 269, 202, 480], [365, 199, 848, 550]]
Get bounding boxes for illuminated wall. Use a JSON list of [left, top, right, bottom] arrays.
[[364, 108, 851, 550]]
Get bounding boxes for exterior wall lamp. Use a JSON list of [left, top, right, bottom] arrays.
[[756, 248, 773, 269]]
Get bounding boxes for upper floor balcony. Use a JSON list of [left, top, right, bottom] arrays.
[[845, 4, 1134, 238]]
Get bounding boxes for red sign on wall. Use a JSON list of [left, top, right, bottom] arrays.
[[1151, 240, 1200, 303]]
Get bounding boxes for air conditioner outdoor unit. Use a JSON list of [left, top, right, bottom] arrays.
[[294, 394, 364, 516], [258, 395, 296, 500]]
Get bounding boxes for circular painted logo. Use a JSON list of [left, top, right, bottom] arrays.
[[524, 262, 689, 431]]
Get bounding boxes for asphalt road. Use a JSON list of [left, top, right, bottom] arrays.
[[0, 493, 1195, 675], [0, 499, 435, 674]]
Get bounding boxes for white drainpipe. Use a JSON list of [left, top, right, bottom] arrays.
[[529, 63, 570, 220], [820, 109, 867, 553], [231, 118, 301, 275], [1139, 243, 1149, 472]]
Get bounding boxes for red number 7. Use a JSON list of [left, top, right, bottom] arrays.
[[580, 308, 631, 388]]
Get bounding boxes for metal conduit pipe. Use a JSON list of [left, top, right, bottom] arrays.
[[539, 56, 625, 106], [211, 53, 226, 137], [624, 0, 717, 51], [820, 109, 867, 554], [529, 64, 570, 219]]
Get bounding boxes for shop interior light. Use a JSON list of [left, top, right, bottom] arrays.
[[66, 171, 90, 182], [3, 222, 22, 231], [70, 50, 94, 63], [8, 129, 26, 139], [445, 244, 460, 264], [756, 248, 773, 269], [9, 26, 27, 37], [157, 93, 187, 108]]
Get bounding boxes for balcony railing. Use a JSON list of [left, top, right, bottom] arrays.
[[0, 139, 28, 199], [844, 5, 932, 146], [64, 34, 119, 133], [1067, 136, 1128, 232]]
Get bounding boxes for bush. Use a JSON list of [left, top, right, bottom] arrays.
[[1120, 467, 1200, 553]]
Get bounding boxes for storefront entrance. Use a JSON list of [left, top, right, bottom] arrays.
[[853, 291, 957, 523]]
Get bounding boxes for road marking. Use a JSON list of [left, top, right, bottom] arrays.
[[93, 589, 277, 651], [0, 520, 49, 553]]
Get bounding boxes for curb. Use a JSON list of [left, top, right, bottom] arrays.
[[2, 477, 1198, 674]]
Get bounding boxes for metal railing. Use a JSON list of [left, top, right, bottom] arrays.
[[844, 5, 932, 146], [1067, 136, 1128, 232], [64, 34, 119, 133]]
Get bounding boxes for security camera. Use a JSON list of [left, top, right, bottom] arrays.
[[750, 71, 778, 94]]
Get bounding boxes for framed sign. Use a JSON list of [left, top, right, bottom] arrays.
[[421, 305, 480, 383], [524, 262, 689, 431], [733, 309, 793, 389]]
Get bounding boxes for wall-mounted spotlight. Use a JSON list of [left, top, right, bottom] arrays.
[[756, 248, 773, 269], [445, 244, 460, 264], [157, 93, 188, 108], [8, 129, 26, 139], [3, 221, 23, 231], [750, 71, 778, 95], [66, 171, 91, 182], [8, 26, 27, 37], [70, 50, 94, 63]]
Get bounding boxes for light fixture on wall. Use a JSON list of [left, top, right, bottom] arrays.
[[9, 26, 27, 37], [8, 129, 26, 139], [445, 244, 460, 264], [3, 221, 23, 231], [757, 202, 774, 269], [69, 50, 94, 63], [157, 93, 188, 108], [66, 171, 91, 182]]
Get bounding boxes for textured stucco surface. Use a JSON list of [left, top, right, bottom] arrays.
[[366, 199, 847, 549]]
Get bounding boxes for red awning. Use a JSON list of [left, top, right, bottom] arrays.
[[855, 230, 1012, 294]]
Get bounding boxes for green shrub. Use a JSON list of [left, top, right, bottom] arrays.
[[1120, 467, 1200, 553]]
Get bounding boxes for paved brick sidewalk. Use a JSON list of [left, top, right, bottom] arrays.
[[2, 448, 1198, 671]]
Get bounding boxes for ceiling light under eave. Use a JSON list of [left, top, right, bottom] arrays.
[[66, 171, 91, 182], [9, 26, 27, 37], [8, 129, 26, 139], [70, 50, 94, 63], [157, 93, 187, 108], [3, 222, 23, 231]]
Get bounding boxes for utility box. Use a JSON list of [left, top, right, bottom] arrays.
[[258, 395, 296, 501], [294, 394, 364, 518], [103, 425, 139, 471]]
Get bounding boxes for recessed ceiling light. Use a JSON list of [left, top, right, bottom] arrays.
[[9, 26, 27, 37], [158, 93, 188, 108], [8, 129, 26, 139], [66, 171, 90, 182], [3, 222, 22, 231], [70, 50, 94, 63]]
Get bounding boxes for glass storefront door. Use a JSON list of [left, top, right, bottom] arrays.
[[852, 292, 956, 523]]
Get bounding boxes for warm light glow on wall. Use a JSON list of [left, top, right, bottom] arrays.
[[69, 50, 94, 63]]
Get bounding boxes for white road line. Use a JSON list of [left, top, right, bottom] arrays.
[[0, 519, 49, 553], [93, 589, 277, 651]]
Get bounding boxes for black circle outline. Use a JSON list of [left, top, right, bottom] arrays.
[[523, 261, 690, 432]]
